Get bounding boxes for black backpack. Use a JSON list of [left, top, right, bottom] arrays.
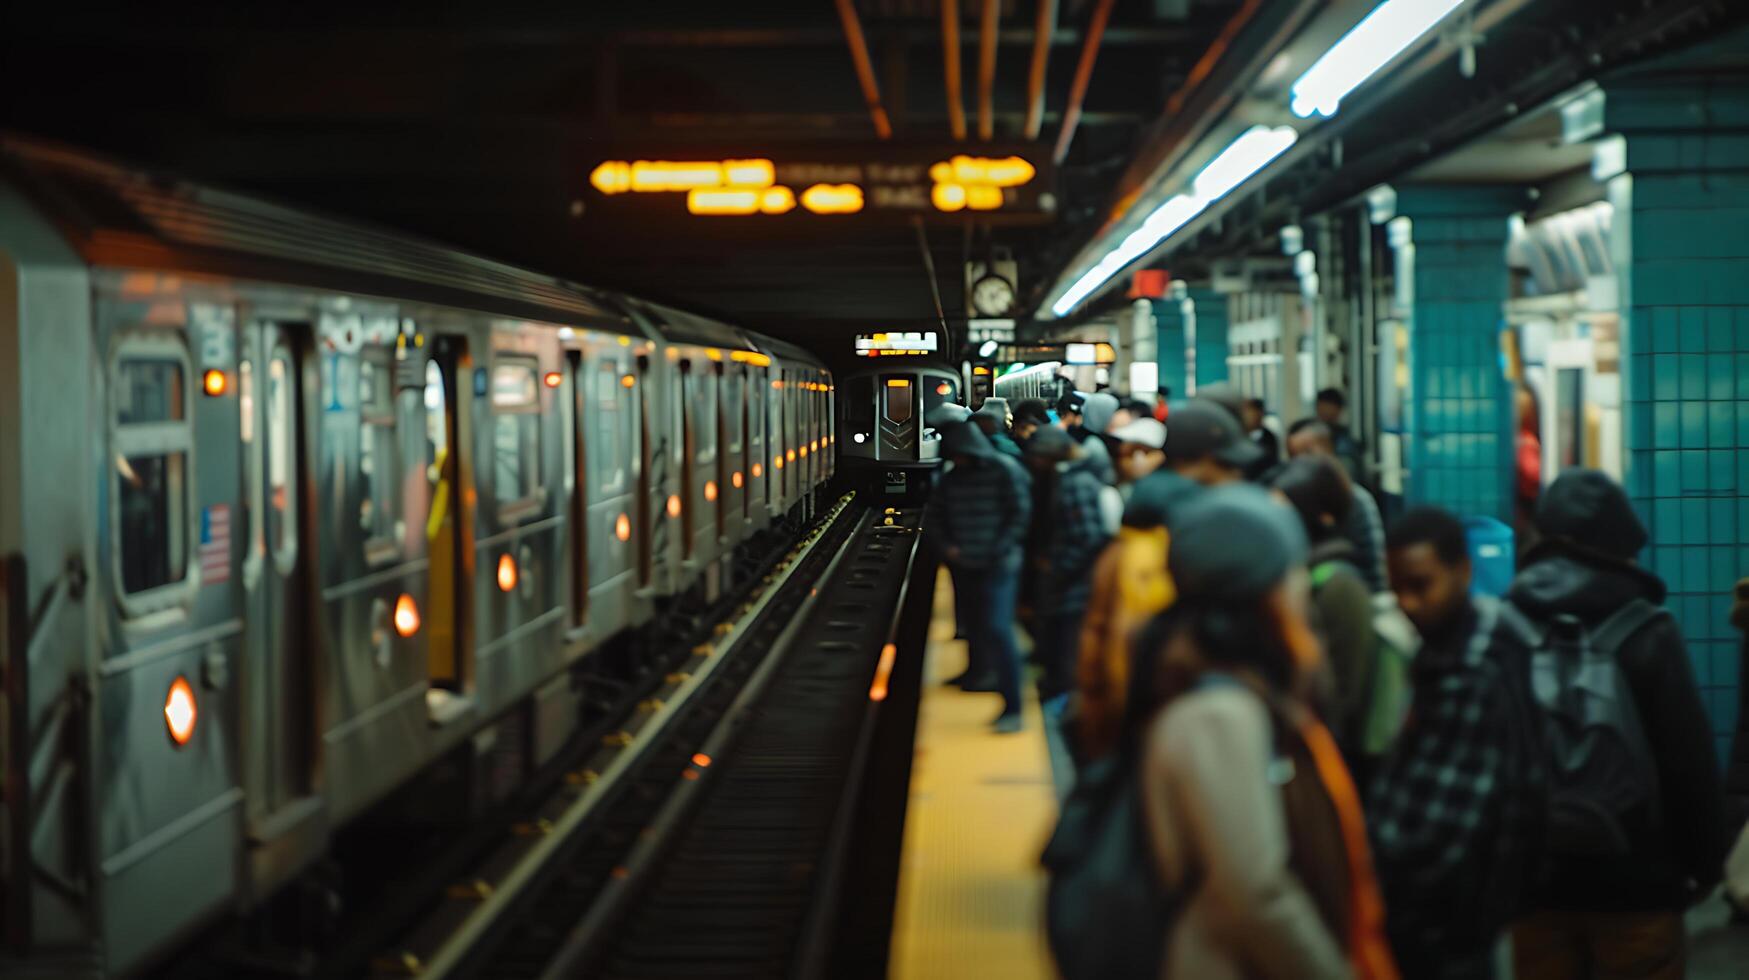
[[1519, 598, 1665, 856], [1040, 749, 1179, 980]]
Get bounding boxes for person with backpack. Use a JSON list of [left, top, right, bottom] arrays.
[[1272, 457, 1411, 781], [1043, 484, 1395, 980], [1369, 507, 1544, 980], [924, 421, 1032, 727], [1074, 399, 1260, 763], [1503, 469, 1727, 979]]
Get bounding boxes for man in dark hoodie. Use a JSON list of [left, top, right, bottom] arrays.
[[1074, 391, 1121, 485], [925, 420, 1033, 731], [1506, 469, 1727, 980], [972, 402, 1022, 458]]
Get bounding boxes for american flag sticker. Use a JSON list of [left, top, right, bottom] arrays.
[[199, 504, 232, 585]]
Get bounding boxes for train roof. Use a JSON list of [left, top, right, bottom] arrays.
[[0, 133, 634, 332]]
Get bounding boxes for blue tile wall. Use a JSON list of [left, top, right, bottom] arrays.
[[1188, 288, 1231, 388], [1151, 299, 1188, 399], [1610, 78, 1749, 763]]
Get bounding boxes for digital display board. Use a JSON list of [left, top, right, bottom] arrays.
[[854, 332, 939, 357]]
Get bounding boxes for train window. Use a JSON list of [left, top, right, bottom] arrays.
[[883, 376, 914, 424], [112, 342, 194, 604], [424, 360, 448, 478], [596, 362, 624, 493], [267, 352, 297, 559], [722, 367, 743, 453], [923, 375, 959, 421], [116, 358, 185, 424], [358, 349, 400, 552], [491, 359, 541, 510]]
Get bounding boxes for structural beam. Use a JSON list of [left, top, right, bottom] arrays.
[[834, 0, 894, 140], [978, 0, 1001, 141], [1025, 0, 1059, 139], [941, 0, 967, 141], [1053, 0, 1116, 164]]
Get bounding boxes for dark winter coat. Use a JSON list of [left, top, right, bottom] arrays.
[[926, 424, 1032, 570], [1037, 455, 1112, 616], [1507, 546, 1730, 911]]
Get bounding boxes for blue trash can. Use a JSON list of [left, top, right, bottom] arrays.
[[1465, 516, 1515, 597]]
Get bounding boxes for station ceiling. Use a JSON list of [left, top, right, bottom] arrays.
[[0, 0, 1252, 346]]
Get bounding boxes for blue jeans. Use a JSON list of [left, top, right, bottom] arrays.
[[958, 558, 1023, 717]]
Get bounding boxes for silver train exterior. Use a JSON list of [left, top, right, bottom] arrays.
[[991, 360, 1067, 407], [834, 362, 960, 498], [0, 137, 834, 977]]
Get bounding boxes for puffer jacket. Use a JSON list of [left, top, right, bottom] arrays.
[[925, 424, 1033, 569], [1038, 455, 1113, 615], [1507, 546, 1729, 911], [1075, 470, 1204, 760]]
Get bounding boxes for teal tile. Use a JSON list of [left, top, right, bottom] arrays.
[[1656, 546, 1685, 587], [1741, 500, 1749, 543], [1740, 403, 1749, 446], [1711, 403, 1737, 447], [1713, 450, 1737, 491], [1653, 307, 1680, 353], [1739, 354, 1749, 397], [1741, 449, 1749, 497], [1690, 645, 1713, 686], [1628, 354, 1653, 402], [1681, 308, 1708, 352], [1656, 498, 1683, 541], [1718, 640, 1741, 691], [1739, 308, 1749, 349], [1686, 590, 1714, 633], [1629, 450, 1654, 496], [1656, 450, 1683, 495], [1684, 498, 1710, 545], [1681, 354, 1708, 399], [1714, 545, 1740, 593], [1710, 357, 1737, 400], [1709, 308, 1735, 351], [1683, 450, 1709, 493], [1683, 402, 1708, 447], [1653, 354, 1680, 400]]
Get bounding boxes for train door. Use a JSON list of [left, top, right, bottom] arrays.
[[636, 354, 653, 587], [565, 350, 588, 628], [240, 321, 312, 825], [423, 338, 472, 713]]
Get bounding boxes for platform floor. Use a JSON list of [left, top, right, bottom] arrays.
[[890, 570, 1057, 980]]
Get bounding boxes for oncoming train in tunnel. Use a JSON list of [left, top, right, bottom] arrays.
[[836, 362, 962, 500]]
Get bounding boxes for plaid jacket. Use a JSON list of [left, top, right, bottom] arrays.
[[1366, 597, 1543, 976], [1038, 456, 1112, 615]]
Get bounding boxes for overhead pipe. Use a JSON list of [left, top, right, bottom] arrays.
[[1052, 0, 1116, 164], [1024, 0, 1059, 139], [977, 0, 1000, 140], [941, 0, 967, 140], [834, 0, 893, 139]]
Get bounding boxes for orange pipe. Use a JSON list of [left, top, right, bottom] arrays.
[[1024, 0, 1059, 139], [1052, 0, 1116, 164], [941, 0, 967, 140], [977, 0, 1000, 140], [834, 0, 893, 139]]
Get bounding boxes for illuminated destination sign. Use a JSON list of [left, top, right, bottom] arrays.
[[855, 332, 939, 357], [587, 145, 1055, 223]]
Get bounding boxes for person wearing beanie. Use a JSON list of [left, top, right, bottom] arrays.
[[1505, 469, 1727, 979], [1011, 397, 1051, 443], [1118, 485, 1394, 980], [1022, 427, 1114, 787], [971, 402, 1022, 458], [923, 421, 1032, 720]]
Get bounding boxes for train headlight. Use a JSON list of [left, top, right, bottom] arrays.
[[164, 676, 197, 747], [853, 433, 865, 444]]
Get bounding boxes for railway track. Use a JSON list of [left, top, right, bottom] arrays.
[[359, 495, 925, 979]]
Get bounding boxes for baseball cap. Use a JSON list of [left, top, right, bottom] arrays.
[[1168, 484, 1308, 602], [1110, 417, 1167, 449], [1162, 399, 1264, 469]]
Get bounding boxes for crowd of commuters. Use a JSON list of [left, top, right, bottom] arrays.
[[924, 383, 1749, 980]]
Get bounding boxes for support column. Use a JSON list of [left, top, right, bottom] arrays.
[[1606, 77, 1749, 762], [1390, 185, 1526, 520], [1151, 294, 1188, 400], [1187, 287, 1230, 389]]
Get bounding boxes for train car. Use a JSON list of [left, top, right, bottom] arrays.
[[992, 360, 1068, 407], [0, 136, 832, 977], [836, 362, 961, 499]]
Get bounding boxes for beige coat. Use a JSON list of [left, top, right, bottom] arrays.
[[1141, 686, 1352, 980]]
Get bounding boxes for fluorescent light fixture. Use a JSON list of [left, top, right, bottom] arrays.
[[1065, 343, 1097, 365], [978, 339, 999, 357], [1129, 361, 1158, 395], [1291, 0, 1466, 119], [1049, 125, 1298, 318]]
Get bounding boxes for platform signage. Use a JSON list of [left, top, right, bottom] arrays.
[[967, 319, 1015, 344], [855, 331, 938, 357], [587, 145, 1056, 224]]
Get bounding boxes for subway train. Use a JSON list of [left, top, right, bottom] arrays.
[[835, 362, 961, 498], [991, 360, 1068, 407], [0, 136, 835, 976]]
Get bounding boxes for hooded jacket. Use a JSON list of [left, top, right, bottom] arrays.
[[1077, 392, 1120, 484], [1037, 455, 1112, 616], [1076, 470, 1206, 760], [1507, 544, 1729, 911], [926, 423, 1032, 570]]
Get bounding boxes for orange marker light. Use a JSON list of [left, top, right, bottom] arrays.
[[692, 752, 713, 767], [800, 183, 865, 215], [936, 383, 951, 395], [394, 593, 421, 637], [165, 676, 197, 746], [202, 369, 228, 396], [787, 449, 796, 463], [616, 513, 632, 541], [775, 455, 784, 470], [621, 373, 635, 388], [667, 494, 682, 518], [704, 480, 718, 502], [752, 463, 763, 478], [543, 371, 562, 388], [497, 553, 518, 592], [869, 643, 899, 702], [732, 471, 743, 489]]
